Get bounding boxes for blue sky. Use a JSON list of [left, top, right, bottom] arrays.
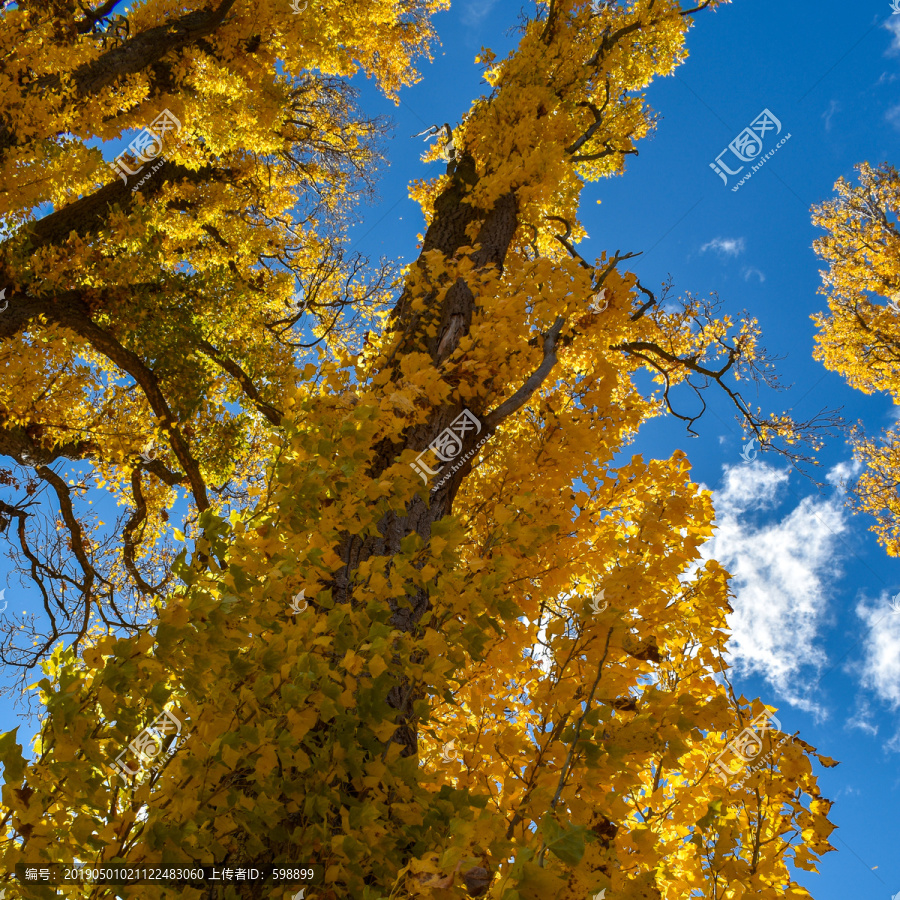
[[342, 0, 900, 896], [1, 0, 898, 895]]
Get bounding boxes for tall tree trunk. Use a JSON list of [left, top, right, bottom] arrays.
[[329, 152, 518, 759]]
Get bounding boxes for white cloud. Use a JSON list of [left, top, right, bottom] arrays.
[[822, 99, 840, 132], [886, 103, 900, 131], [714, 456, 788, 508], [825, 458, 862, 490], [700, 237, 746, 257], [697, 460, 849, 712], [845, 699, 879, 736], [462, 0, 499, 26], [884, 16, 900, 56], [742, 266, 766, 283], [856, 597, 900, 708], [831, 784, 861, 801]]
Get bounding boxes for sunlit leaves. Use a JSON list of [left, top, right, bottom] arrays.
[[0, 2, 837, 900], [812, 162, 900, 553]]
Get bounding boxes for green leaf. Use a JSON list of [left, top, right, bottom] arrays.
[[540, 813, 587, 865], [696, 799, 723, 832], [229, 563, 256, 595]]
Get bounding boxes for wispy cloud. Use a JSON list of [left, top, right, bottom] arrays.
[[462, 0, 499, 27], [825, 458, 863, 490], [698, 461, 849, 712], [700, 237, 745, 257], [822, 99, 840, 132], [856, 596, 900, 708], [845, 699, 879, 736], [886, 103, 900, 131], [742, 266, 766, 283], [884, 16, 900, 56]]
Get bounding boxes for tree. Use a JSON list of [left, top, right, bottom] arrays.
[[811, 161, 900, 556], [0, 0, 425, 671], [0, 1, 836, 898]]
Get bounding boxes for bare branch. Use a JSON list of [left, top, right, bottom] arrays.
[[35, 465, 101, 602], [120, 469, 154, 598], [565, 83, 612, 156], [49, 306, 210, 510], [485, 316, 566, 430], [196, 340, 283, 426]]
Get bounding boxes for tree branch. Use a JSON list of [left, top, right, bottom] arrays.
[[50, 305, 210, 510], [195, 340, 283, 426], [38, 0, 237, 99], [484, 316, 566, 431]]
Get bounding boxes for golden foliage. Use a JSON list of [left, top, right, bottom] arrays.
[[812, 162, 900, 554], [0, 2, 834, 899]]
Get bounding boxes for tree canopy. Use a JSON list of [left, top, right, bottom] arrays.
[[812, 161, 900, 556], [0, 1, 837, 898]]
